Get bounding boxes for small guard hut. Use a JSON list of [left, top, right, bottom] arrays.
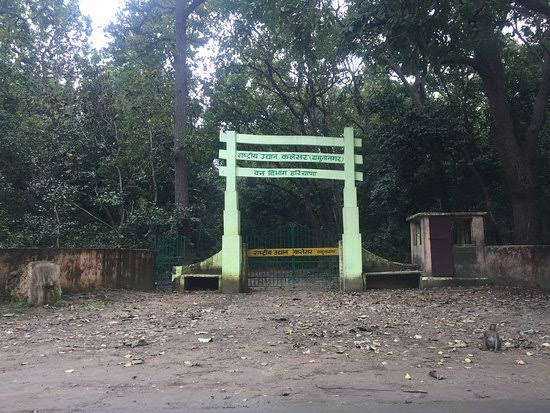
[[406, 212, 487, 277]]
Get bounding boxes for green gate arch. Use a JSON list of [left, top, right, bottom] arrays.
[[219, 127, 363, 293]]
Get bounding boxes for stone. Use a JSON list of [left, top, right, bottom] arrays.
[[6, 261, 61, 306]]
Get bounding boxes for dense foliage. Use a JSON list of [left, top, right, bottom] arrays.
[[1, 0, 548, 261]]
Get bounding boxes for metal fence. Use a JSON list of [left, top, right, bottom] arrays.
[[244, 224, 339, 287]]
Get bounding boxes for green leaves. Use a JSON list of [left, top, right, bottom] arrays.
[[1, 0, 549, 252]]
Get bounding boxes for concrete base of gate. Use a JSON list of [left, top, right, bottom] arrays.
[[171, 248, 248, 293], [180, 273, 220, 291], [220, 276, 241, 293], [340, 276, 364, 292], [364, 270, 421, 289], [419, 276, 492, 289]]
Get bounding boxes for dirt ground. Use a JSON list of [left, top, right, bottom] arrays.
[[1, 286, 549, 412]]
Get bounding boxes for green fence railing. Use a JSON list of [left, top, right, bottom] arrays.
[[244, 224, 339, 287]]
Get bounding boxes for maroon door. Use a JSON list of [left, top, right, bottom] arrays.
[[429, 216, 454, 276]]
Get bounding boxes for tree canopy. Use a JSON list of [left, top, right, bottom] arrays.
[[0, 0, 548, 260]]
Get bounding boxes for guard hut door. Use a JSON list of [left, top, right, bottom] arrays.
[[429, 216, 454, 276]]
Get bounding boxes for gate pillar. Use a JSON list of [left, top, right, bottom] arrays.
[[221, 130, 243, 293], [340, 127, 363, 291]]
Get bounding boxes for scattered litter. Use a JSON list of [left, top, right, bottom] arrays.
[[402, 389, 428, 394], [128, 338, 148, 348]]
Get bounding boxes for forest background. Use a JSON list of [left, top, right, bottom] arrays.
[[1, 0, 549, 262]]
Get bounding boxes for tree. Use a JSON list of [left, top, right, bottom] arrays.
[[206, 0, 357, 234], [0, 0, 91, 246], [174, 0, 206, 209], [1, 0, 548, 258], [345, 0, 550, 244]]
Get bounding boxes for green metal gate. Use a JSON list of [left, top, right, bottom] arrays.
[[244, 224, 339, 287], [152, 235, 187, 288]]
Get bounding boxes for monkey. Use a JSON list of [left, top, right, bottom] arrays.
[[483, 324, 502, 352]]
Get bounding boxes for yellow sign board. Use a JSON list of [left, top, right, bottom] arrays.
[[247, 247, 339, 257]]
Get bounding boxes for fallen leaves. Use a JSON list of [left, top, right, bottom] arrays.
[[1, 287, 548, 407], [128, 338, 148, 348], [448, 340, 467, 348], [428, 370, 445, 380], [124, 359, 143, 367], [183, 360, 201, 367]]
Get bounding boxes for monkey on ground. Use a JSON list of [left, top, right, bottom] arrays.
[[483, 323, 502, 351]]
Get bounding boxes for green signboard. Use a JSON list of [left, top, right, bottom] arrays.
[[247, 247, 339, 257], [220, 132, 362, 148], [219, 166, 363, 181], [219, 149, 363, 164]]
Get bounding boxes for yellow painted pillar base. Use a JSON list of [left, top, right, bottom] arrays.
[[341, 232, 363, 291], [221, 234, 242, 293]]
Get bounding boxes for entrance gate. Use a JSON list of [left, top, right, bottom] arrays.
[[218, 128, 363, 292], [244, 225, 339, 287]]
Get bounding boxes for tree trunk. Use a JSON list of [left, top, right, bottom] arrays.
[[113, 122, 125, 226], [474, 44, 540, 244], [510, 189, 539, 243], [174, 1, 190, 209], [147, 123, 158, 205]]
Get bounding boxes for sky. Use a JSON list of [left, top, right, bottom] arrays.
[[79, 0, 126, 48], [78, 0, 218, 82]]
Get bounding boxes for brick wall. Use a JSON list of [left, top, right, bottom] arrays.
[[0, 248, 154, 297], [483, 246, 550, 290]]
